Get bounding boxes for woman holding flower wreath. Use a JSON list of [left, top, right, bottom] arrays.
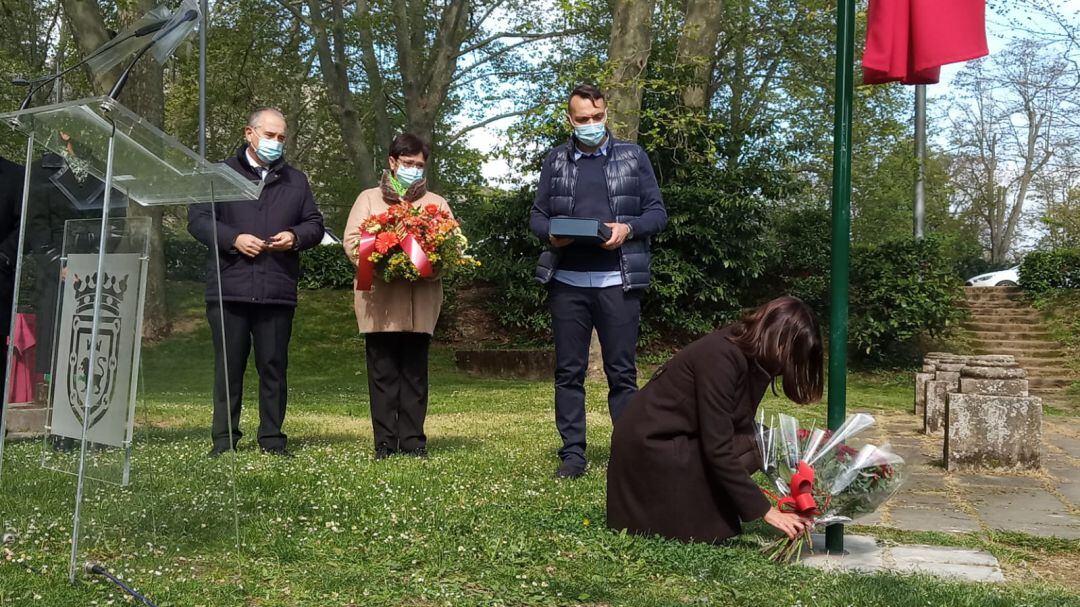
[[344, 133, 452, 460]]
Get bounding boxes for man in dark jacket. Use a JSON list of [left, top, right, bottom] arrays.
[[529, 84, 667, 479], [188, 108, 324, 458], [0, 154, 24, 408]]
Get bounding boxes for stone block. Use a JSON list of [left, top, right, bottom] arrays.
[[961, 366, 1027, 380], [3, 403, 47, 438], [914, 372, 935, 416], [959, 378, 1029, 397], [934, 370, 961, 383], [925, 380, 954, 435], [944, 393, 1042, 471], [967, 355, 1016, 365], [454, 349, 554, 381], [936, 363, 967, 373]]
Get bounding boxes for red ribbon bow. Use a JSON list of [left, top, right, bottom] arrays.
[[777, 461, 818, 516], [355, 231, 433, 292]]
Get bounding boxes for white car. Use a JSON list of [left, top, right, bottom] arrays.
[[965, 265, 1020, 287], [320, 228, 342, 246]]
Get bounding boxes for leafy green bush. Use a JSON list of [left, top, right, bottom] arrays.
[[1019, 248, 1080, 297], [456, 188, 550, 335], [166, 237, 355, 290], [645, 187, 770, 338], [457, 186, 771, 341], [164, 237, 209, 282], [756, 206, 832, 319], [299, 244, 355, 290], [848, 237, 967, 361]]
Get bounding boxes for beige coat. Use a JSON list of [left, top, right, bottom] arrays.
[[343, 185, 452, 335]]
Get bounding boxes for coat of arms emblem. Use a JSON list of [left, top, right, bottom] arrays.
[[66, 272, 128, 428]]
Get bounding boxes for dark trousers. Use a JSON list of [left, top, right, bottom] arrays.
[[206, 301, 295, 450], [365, 331, 431, 452], [549, 281, 641, 464]]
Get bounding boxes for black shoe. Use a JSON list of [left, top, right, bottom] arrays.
[[555, 459, 586, 479], [260, 446, 294, 458], [207, 445, 235, 459], [402, 447, 428, 459], [374, 447, 396, 460]]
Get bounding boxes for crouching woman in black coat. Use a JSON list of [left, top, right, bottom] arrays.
[[607, 296, 823, 543]]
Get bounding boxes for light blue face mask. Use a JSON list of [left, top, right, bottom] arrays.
[[573, 122, 607, 147], [396, 165, 424, 186], [254, 137, 284, 163]]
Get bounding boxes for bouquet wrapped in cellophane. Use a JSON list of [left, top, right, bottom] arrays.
[[756, 412, 905, 563]]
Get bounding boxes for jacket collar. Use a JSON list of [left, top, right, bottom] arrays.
[[234, 144, 286, 185], [380, 170, 428, 203], [564, 129, 618, 163]]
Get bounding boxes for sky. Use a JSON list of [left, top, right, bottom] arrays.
[[465, 2, 1080, 185]]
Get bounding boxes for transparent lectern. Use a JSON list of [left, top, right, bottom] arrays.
[[0, 96, 259, 583]]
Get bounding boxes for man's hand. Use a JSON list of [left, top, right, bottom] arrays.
[[234, 234, 267, 258], [601, 223, 631, 250], [549, 235, 574, 248], [266, 231, 297, 252]]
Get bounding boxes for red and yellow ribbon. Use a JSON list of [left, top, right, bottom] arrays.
[[355, 231, 432, 291]]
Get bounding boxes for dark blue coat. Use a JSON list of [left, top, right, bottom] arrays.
[[529, 133, 667, 291], [187, 147, 324, 306]]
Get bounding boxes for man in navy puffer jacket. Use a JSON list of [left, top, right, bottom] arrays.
[[529, 84, 667, 479]]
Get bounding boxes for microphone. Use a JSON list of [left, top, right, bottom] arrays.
[[105, 9, 200, 106], [152, 10, 198, 41], [16, 10, 196, 111]]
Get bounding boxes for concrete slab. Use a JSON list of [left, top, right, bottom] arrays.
[[888, 506, 981, 533], [798, 534, 1005, 583], [1045, 434, 1080, 460], [954, 474, 1044, 490], [971, 488, 1080, 538]]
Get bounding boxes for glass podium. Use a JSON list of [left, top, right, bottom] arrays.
[[0, 96, 259, 584]]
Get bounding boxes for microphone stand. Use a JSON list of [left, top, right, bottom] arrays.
[[14, 18, 171, 112]]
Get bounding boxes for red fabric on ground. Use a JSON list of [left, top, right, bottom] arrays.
[[863, 0, 988, 85]]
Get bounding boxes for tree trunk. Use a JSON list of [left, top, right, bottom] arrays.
[[305, 0, 379, 187], [606, 0, 655, 142], [62, 0, 170, 338], [676, 0, 723, 110]]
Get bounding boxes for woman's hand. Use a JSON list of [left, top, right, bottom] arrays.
[[763, 507, 811, 540]]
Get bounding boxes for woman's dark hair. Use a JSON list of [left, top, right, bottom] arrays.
[[568, 83, 605, 109], [389, 133, 430, 160], [728, 296, 824, 405]]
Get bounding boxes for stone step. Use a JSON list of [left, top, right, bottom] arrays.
[[966, 330, 1054, 341], [966, 308, 1042, 319], [970, 338, 1062, 350], [963, 287, 1024, 300], [1014, 356, 1073, 369], [972, 347, 1063, 359], [1024, 367, 1074, 379], [967, 313, 1041, 324], [1028, 377, 1074, 390], [963, 321, 1046, 332], [965, 303, 1033, 313], [964, 300, 1030, 309]]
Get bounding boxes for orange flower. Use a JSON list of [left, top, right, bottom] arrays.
[[425, 203, 440, 216], [375, 231, 400, 254]]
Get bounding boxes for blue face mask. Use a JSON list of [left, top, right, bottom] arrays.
[[396, 166, 424, 186], [254, 137, 284, 163], [573, 122, 607, 147]]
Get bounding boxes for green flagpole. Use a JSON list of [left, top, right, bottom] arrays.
[[827, 0, 856, 555]]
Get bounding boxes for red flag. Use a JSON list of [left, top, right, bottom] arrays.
[[863, 0, 989, 85]]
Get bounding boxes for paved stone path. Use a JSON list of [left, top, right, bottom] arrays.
[[856, 412, 1080, 539]]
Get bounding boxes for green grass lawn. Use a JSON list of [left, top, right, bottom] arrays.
[[0, 287, 1076, 606]]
